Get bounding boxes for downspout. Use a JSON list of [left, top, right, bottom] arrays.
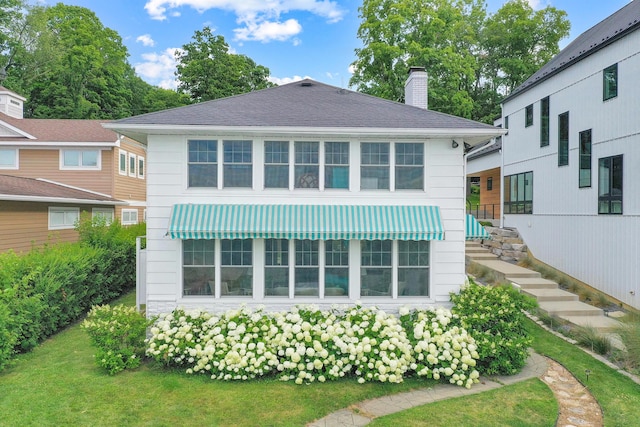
[[500, 104, 505, 229]]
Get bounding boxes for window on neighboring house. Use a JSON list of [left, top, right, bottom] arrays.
[[504, 171, 533, 214], [504, 115, 509, 130], [395, 143, 424, 189], [598, 155, 623, 214], [118, 150, 127, 175], [487, 177, 493, 191], [325, 240, 349, 297], [295, 240, 319, 296], [220, 239, 253, 296], [361, 142, 390, 190], [265, 239, 289, 297], [61, 149, 100, 169], [121, 209, 139, 225], [579, 129, 592, 188], [0, 148, 17, 169], [188, 139, 217, 187], [558, 112, 569, 166], [128, 153, 136, 177], [324, 142, 349, 189], [48, 207, 80, 230], [294, 141, 319, 188], [183, 239, 214, 296], [92, 208, 114, 224], [540, 97, 550, 147], [361, 240, 392, 296], [603, 63, 618, 101], [138, 157, 145, 179], [223, 140, 252, 188], [525, 104, 533, 127], [398, 241, 429, 297], [264, 141, 289, 188]]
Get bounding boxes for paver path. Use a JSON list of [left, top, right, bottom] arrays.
[[307, 352, 604, 427]]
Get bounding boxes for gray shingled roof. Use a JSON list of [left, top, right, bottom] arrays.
[[0, 174, 124, 204], [505, 1, 640, 102], [112, 79, 497, 131]]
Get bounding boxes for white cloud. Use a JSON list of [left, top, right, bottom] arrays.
[[347, 64, 356, 74], [144, 0, 345, 42], [136, 34, 156, 47], [268, 75, 312, 85], [134, 48, 181, 89], [527, 0, 542, 9]]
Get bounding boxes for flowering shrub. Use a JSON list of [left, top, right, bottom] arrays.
[[81, 304, 150, 375], [399, 307, 480, 388], [451, 282, 535, 375], [147, 304, 479, 387]]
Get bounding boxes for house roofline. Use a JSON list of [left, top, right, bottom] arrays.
[[0, 194, 127, 205]]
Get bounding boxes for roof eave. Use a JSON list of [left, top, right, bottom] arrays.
[[0, 194, 127, 205]]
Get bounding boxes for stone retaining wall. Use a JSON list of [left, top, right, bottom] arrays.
[[482, 226, 527, 262]]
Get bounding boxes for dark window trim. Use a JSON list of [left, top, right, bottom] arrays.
[[504, 171, 533, 214], [603, 63, 618, 101], [598, 155, 623, 215], [540, 97, 550, 147], [558, 111, 569, 166], [525, 104, 533, 127], [578, 129, 592, 188], [487, 177, 493, 191]]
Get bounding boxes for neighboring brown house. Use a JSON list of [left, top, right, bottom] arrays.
[[466, 135, 501, 221], [0, 175, 127, 253], [0, 86, 147, 252]]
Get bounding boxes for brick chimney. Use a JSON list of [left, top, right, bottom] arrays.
[[0, 86, 26, 119], [404, 67, 428, 110]]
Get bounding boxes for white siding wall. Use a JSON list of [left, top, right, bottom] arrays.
[[502, 30, 640, 310], [145, 134, 466, 315]]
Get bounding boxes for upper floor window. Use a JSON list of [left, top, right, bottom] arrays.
[[138, 157, 145, 179], [128, 153, 137, 177], [361, 142, 390, 190], [61, 149, 100, 170], [49, 207, 79, 230], [540, 97, 549, 147], [395, 143, 423, 189], [603, 63, 618, 101], [325, 142, 349, 189], [0, 148, 18, 169], [294, 141, 319, 188], [265, 141, 289, 188], [598, 155, 622, 214], [525, 104, 533, 127], [558, 112, 569, 166], [504, 171, 533, 214], [579, 129, 592, 188], [188, 139, 217, 187], [487, 177, 493, 191], [223, 140, 252, 188], [118, 150, 127, 175], [504, 115, 509, 130]]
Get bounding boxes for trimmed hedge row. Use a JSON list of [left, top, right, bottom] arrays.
[[0, 217, 145, 371]]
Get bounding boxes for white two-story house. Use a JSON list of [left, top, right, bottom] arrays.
[[501, 1, 640, 311], [107, 70, 502, 315]]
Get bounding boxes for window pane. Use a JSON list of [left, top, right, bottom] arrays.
[[64, 150, 79, 166], [119, 152, 126, 172], [189, 164, 217, 187], [265, 165, 289, 188], [129, 155, 136, 174], [598, 155, 622, 215], [558, 112, 569, 166], [525, 104, 533, 127], [579, 129, 592, 188], [603, 64, 618, 101], [361, 240, 392, 297], [265, 141, 289, 188], [220, 239, 252, 297], [265, 239, 289, 297], [325, 240, 348, 297], [325, 142, 349, 189], [395, 143, 423, 190], [361, 143, 389, 190], [540, 97, 549, 147], [398, 240, 430, 297], [0, 149, 16, 167], [294, 142, 319, 189], [183, 240, 215, 296], [188, 140, 217, 187], [295, 240, 318, 297], [223, 140, 252, 188]]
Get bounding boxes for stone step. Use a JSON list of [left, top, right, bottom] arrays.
[[472, 259, 541, 280], [522, 288, 579, 302], [466, 246, 490, 253], [466, 252, 498, 260], [539, 300, 604, 317], [508, 277, 559, 290], [558, 315, 621, 333]]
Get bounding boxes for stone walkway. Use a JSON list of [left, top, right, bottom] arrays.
[[307, 351, 593, 427]]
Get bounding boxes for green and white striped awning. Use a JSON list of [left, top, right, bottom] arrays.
[[168, 204, 444, 241], [466, 214, 491, 240]]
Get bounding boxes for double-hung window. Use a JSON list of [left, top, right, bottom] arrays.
[[558, 112, 569, 166], [295, 240, 319, 296], [395, 143, 423, 189], [223, 140, 252, 188], [183, 240, 214, 296], [138, 157, 145, 179], [324, 142, 349, 189], [325, 240, 349, 297], [579, 129, 592, 188], [221, 239, 253, 296], [294, 142, 319, 188], [361, 240, 392, 296], [603, 64, 618, 101], [265, 239, 289, 296], [598, 155, 623, 214], [61, 149, 100, 169], [118, 150, 127, 175], [0, 148, 17, 169], [540, 97, 550, 147], [361, 143, 389, 190], [129, 153, 137, 177], [188, 140, 217, 187], [398, 241, 429, 296], [264, 141, 289, 188]]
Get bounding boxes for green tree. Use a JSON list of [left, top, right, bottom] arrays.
[[176, 27, 274, 102]]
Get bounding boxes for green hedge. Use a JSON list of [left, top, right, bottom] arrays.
[[0, 217, 145, 371]]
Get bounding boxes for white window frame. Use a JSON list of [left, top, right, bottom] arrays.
[[128, 153, 137, 177], [137, 156, 145, 179], [60, 149, 101, 170], [118, 149, 127, 175], [48, 207, 80, 230], [0, 148, 18, 169], [92, 208, 114, 224], [121, 209, 139, 225]]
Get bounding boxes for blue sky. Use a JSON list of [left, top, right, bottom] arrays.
[[44, 0, 631, 89]]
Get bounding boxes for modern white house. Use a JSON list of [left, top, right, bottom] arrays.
[[501, 1, 640, 311], [106, 69, 503, 315]]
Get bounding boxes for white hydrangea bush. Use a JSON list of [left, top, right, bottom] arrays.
[[399, 307, 480, 389]]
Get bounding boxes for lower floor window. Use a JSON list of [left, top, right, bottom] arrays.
[[121, 209, 139, 225], [598, 155, 623, 214], [504, 171, 533, 214], [49, 207, 80, 230], [182, 238, 430, 298]]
